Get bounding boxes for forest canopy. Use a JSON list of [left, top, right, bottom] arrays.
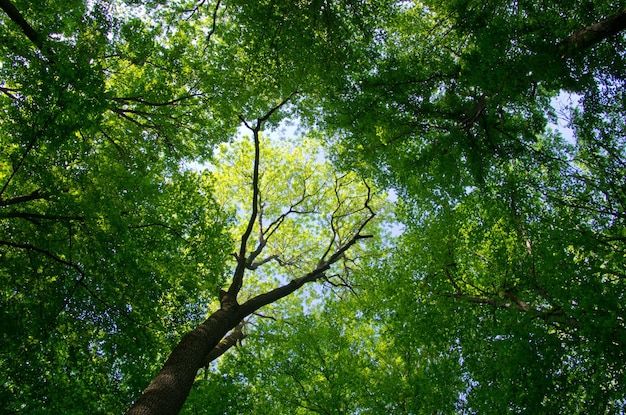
[[1, 0, 625, 414]]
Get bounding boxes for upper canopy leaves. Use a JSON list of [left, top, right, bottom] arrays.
[[2, 0, 625, 413]]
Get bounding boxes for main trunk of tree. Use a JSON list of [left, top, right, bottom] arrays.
[[126, 306, 240, 415]]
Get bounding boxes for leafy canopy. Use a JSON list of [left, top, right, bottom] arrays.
[[1, 0, 626, 414]]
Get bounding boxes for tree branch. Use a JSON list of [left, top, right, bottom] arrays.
[[248, 254, 280, 270], [0, 189, 46, 206], [236, 188, 375, 319], [228, 124, 261, 300], [0, 211, 83, 223], [560, 7, 626, 57], [0, 240, 84, 277], [246, 183, 317, 270], [445, 292, 580, 330], [323, 273, 359, 297], [206, 0, 222, 42], [0, 0, 43, 50], [227, 93, 298, 301], [127, 165, 375, 415], [0, 115, 48, 200], [0, 85, 18, 99], [202, 321, 245, 366], [111, 93, 205, 108], [256, 91, 299, 126]]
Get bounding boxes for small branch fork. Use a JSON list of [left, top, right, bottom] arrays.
[[440, 191, 582, 331], [202, 321, 245, 366], [245, 173, 317, 270], [444, 265, 582, 331]]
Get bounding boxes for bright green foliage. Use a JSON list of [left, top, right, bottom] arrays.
[[323, 1, 625, 197], [183, 1, 625, 414], [2, 0, 626, 414], [212, 308, 382, 415], [1, 1, 232, 413], [210, 131, 388, 288], [314, 1, 626, 411], [383, 124, 626, 412], [176, 129, 392, 414], [187, 269, 465, 415]]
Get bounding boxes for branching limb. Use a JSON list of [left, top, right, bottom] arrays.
[[0, 111, 54, 200], [323, 273, 359, 297], [445, 292, 580, 330], [245, 197, 268, 269], [236, 182, 375, 319], [203, 321, 245, 366], [228, 121, 261, 300], [182, 0, 207, 17], [319, 175, 346, 265], [252, 311, 278, 322], [111, 93, 205, 108], [261, 190, 317, 244], [109, 108, 161, 130], [500, 290, 529, 312], [0, 240, 84, 276], [206, 0, 222, 42], [246, 182, 318, 270], [1, 85, 18, 99], [110, 107, 180, 123], [248, 254, 280, 270], [320, 179, 374, 266], [227, 93, 298, 301], [0, 189, 46, 206], [560, 7, 626, 57], [0, 211, 84, 225]]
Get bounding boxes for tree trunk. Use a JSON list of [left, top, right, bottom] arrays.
[[125, 306, 240, 415], [125, 247, 371, 415], [123, 88, 376, 414]]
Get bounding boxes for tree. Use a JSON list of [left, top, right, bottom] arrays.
[[174, 1, 626, 413], [125, 96, 384, 414], [0, 1, 235, 412], [316, 1, 626, 412], [3, 0, 626, 413], [387, 142, 626, 412], [1, 1, 386, 413]]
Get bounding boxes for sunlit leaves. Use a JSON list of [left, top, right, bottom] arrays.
[[3, 0, 626, 413], [1, 1, 235, 413], [209, 130, 387, 301]]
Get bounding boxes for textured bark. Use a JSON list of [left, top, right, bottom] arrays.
[[125, 269, 328, 415], [202, 323, 246, 366], [126, 307, 240, 415], [126, 233, 373, 415]]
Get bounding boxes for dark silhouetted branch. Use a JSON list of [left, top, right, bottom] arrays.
[[0, 0, 43, 49], [560, 7, 626, 57]]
